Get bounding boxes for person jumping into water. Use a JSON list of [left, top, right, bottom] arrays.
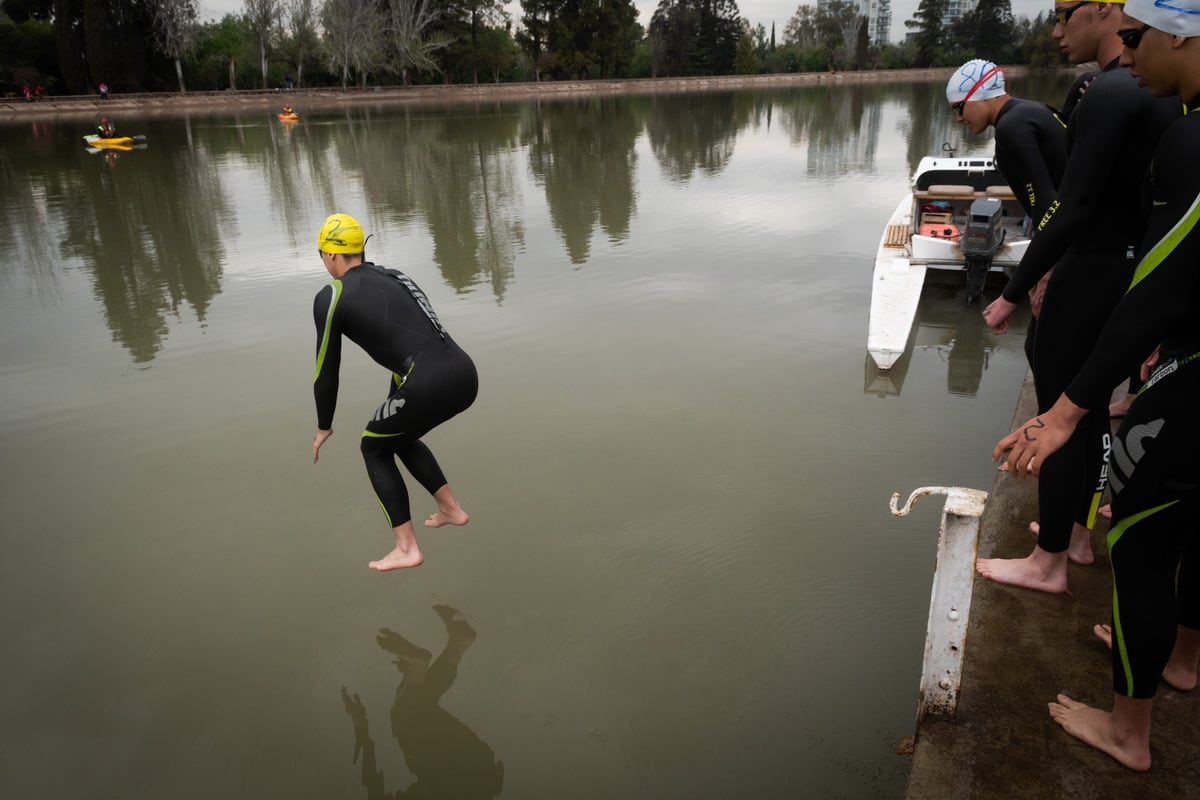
[[310, 213, 478, 571]]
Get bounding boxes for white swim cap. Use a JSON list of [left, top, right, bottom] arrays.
[[1126, 0, 1200, 36], [946, 59, 1007, 104]]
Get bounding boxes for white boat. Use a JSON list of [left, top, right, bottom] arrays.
[[867, 153, 1034, 370]]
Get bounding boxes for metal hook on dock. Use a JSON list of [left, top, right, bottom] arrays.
[[890, 486, 987, 519]]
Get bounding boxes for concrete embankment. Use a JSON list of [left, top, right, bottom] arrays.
[[2, 67, 1045, 122], [904, 371, 1200, 799]]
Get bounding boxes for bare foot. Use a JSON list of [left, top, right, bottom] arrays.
[[976, 548, 1070, 594], [1098, 504, 1112, 520], [1093, 623, 1113, 649], [1162, 660, 1198, 692], [369, 546, 424, 571], [425, 507, 469, 528], [1027, 522, 1094, 566], [1048, 694, 1151, 771]]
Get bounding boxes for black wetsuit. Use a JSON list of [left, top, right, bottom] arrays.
[[1059, 97, 1200, 699], [1058, 70, 1098, 122], [313, 262, 478, 527], [991, 97, 1068, 367], [997, 60, 1180, 552], [992, 98, 1067, 223]]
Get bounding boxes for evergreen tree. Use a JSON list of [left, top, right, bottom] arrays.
[[905, 0, 946, 68], [1019, 10, 1060, 69], [437, 0, 507, 83], [515, 0, 554, 79], [591, 0, 640, 78], [649, 0, 740, 77], [952, 0, 1016, 62], [734, 18, 757, 74]]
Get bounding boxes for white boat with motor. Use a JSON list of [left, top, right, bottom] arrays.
[[867, 150, 1034, 370]]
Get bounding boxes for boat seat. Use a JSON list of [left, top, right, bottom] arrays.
[[883, 223, 909, 248], [913, 184, 976, 200], [986, 185, 1016, 200]]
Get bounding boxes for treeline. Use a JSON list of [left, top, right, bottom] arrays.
[[1, 0, 1062, 97]]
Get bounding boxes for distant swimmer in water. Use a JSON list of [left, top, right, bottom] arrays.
[[309, 213, 478, 571]]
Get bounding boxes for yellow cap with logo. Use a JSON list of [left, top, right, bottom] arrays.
[[317, 213, 365, 254]]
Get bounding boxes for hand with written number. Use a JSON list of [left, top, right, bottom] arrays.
[[993, 396, 1087, 477]]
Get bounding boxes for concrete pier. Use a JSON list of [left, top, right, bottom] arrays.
[[904, 371, 1200, 799]]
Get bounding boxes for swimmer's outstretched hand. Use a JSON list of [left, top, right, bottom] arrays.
[[313, 428, 333, 463], [992, 396, 1084, 477], [982, 295, 1016, 334]]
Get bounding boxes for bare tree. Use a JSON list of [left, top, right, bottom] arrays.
[[386, 0, 451, 85], [245, 0, 283, 89], [825, 1, 863, 56], [152, 0, 199, 92], [322, 0, 387, 88], [284, 0, 319, 87]]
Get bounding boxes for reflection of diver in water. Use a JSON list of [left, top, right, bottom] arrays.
[[341, 605, 503, 800]]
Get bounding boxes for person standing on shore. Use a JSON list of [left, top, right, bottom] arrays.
[[99, 82, 108, 100], [310, 213, 479, 572], [993, 0, 1200, 769], [978, 0, 1179, 594]]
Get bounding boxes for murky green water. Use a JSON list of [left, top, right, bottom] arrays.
[[1, 74, 1071, 799]]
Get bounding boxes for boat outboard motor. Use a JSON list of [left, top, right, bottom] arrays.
[[960, 196, 1005, 302]]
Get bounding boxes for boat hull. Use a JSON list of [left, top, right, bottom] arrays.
[[867, 156, 1032, 370]]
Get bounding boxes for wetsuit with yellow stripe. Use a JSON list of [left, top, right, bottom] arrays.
[[1060, 98, 1200, 699], [992, 98, 1067, 224], [313, 262, 478, 527], [996, 59, 1180, 556]]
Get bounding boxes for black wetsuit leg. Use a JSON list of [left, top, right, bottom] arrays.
[[1031, 249, 1132, 550], [359, 343, 478, 527], [1106, 355, 1200, 698]]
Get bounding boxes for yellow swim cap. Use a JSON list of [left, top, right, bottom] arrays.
[[317, 213, 365, 254]]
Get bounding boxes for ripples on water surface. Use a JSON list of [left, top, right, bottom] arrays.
[[1, 74, 1072, 799]]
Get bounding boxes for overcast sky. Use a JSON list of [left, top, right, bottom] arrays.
[[197, 0, 1051, 51]]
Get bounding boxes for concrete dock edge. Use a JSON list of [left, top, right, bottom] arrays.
[[902, 369, 1199, 799]]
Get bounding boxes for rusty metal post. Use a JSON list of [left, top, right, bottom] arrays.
[[890, 485, 988, 721]]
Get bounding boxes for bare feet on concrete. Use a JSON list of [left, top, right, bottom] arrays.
[[1048, 693, 1152, 772]]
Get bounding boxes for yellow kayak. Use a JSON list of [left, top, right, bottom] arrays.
[[83, 135, 135, 149], [278, 113, 299, 122]]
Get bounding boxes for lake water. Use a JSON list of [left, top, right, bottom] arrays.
[[1, 73, 1072, 799]]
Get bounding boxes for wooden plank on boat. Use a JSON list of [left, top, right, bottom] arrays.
[[884, 223, 909, 248]]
